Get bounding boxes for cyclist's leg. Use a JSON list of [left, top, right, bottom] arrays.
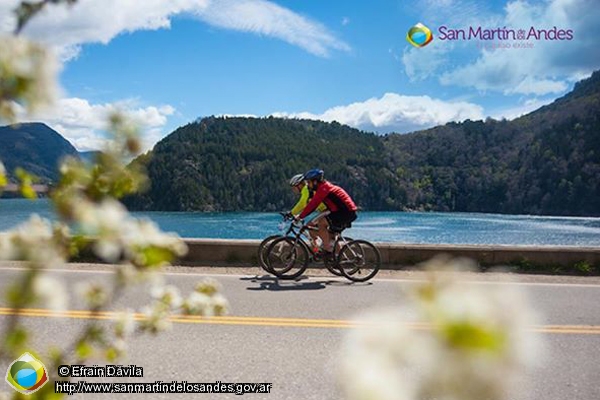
[[315, 217, 328, 248], [303, 211, 326, 244], [318, 217, 332, 252], [328, 210, 356, 249], [307, 222, 319, 243]]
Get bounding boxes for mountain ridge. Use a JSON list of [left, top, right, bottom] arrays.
[[126, 70, 600, 216], [2, 71, 599, 215], [0, 122, 79, 183]]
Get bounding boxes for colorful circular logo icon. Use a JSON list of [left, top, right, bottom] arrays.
[[5, 353, 49, 395], [407, 23, 433, 47]]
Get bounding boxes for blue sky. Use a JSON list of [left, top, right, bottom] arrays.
[[1, 0, 599, 150]]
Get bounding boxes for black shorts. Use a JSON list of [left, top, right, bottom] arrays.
[[327, 210, 357, 233]]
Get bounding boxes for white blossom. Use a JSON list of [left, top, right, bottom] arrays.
[[339, 258, 542, 400], [32, 274, 68, 311], [209, 293, 229, 316], [182, 292, 211, 315], [139, 305, 171, 334], [195, 278, 222, 295], [114, 310, 136, 338], [112, 338, 127, 353], [76, 282, 108, 309], [73, 199, 187, 265], [339, 309, 421, 400], [182, 280, 229, 316], [74, 199, 127, 262], [123, 219, 188, 260], [0, 215, 66, 268], [151, 284, 182, 308], [0, 35, 59, 120]]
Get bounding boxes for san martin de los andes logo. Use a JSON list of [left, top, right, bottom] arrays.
[[406, 22, 434, 48], [407, 21, 573, 50], [5, 352, 49, 395]]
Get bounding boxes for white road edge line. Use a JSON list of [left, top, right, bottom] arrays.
[[1, 266, 600, 288]]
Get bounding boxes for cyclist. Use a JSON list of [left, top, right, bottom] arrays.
[[297, 169, 357, 257], [287, 174, 328, 250]]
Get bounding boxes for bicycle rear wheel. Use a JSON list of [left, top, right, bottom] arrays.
[[337, 240, 381, 282], [258, 235, 281, 273], [265, 237, 309, 280]]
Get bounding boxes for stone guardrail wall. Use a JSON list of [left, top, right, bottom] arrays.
[[182, 239, 600, 269]]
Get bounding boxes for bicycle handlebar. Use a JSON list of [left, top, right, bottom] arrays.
[[279, 211, 295, 222]]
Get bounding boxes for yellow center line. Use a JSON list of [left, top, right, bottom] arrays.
[[1, 307, 599, 334]]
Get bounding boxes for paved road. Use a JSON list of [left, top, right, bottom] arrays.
[[1, 264, 599, 399]]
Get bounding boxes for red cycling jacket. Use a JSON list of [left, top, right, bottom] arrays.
[[299, 181, 357, 219]]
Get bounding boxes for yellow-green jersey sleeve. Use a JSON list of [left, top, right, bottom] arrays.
[[291, 186, 310, 216], [291, 186, 327, 215]]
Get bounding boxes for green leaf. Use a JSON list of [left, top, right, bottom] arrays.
[[75, 341, 93, 359], [15, 167, 38, 199], [3, 326, 29, 355], [442, 321, 506, 353], [137, 246, 174, 267], [105, 347, 118, 362], [20, 183, 37, 199]]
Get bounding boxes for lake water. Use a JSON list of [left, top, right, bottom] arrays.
[[1, 199, 599, 246]]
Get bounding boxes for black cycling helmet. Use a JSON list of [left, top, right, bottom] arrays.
[[303, 168, 324, 182]]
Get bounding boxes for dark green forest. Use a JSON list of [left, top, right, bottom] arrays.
[[125, 117, 405, 212], [126, 71, 600, 216], [385, 70, 600, 216]]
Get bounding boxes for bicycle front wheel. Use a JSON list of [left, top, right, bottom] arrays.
[[337, 240, 381, 282], [265, 237, 309, 280], [258, 235, 281, 273]]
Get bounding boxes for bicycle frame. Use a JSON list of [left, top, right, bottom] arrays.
[[280, 211, 330, 253], [290, 212, 353, 261]]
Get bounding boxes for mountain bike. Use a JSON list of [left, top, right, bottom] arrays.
[[264, 216, 381, 282], [258, 212, 348, 276]]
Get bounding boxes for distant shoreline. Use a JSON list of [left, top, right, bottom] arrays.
[[2, 197, 600, 219]]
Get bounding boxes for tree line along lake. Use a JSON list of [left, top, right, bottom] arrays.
[[1, 199, 599, 247]]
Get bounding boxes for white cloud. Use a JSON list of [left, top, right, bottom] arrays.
[[420, 0, 494, 27], [401, 0, 498, 82], [19, 98, 175, 151], [490, 97, 554, 120], [192, 0, 350, 57], [510, 77, 568, 96], [273, 93, 485, 134], [402, 40, 451, 81], [438, 0, 600, 95], [0, 0, 348, 60]]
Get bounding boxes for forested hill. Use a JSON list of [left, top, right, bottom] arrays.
[[127, 70, 600, 216], [385, 70, 600, 216], [126, 118, 406, 211], [0, 122, 79, 183]]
